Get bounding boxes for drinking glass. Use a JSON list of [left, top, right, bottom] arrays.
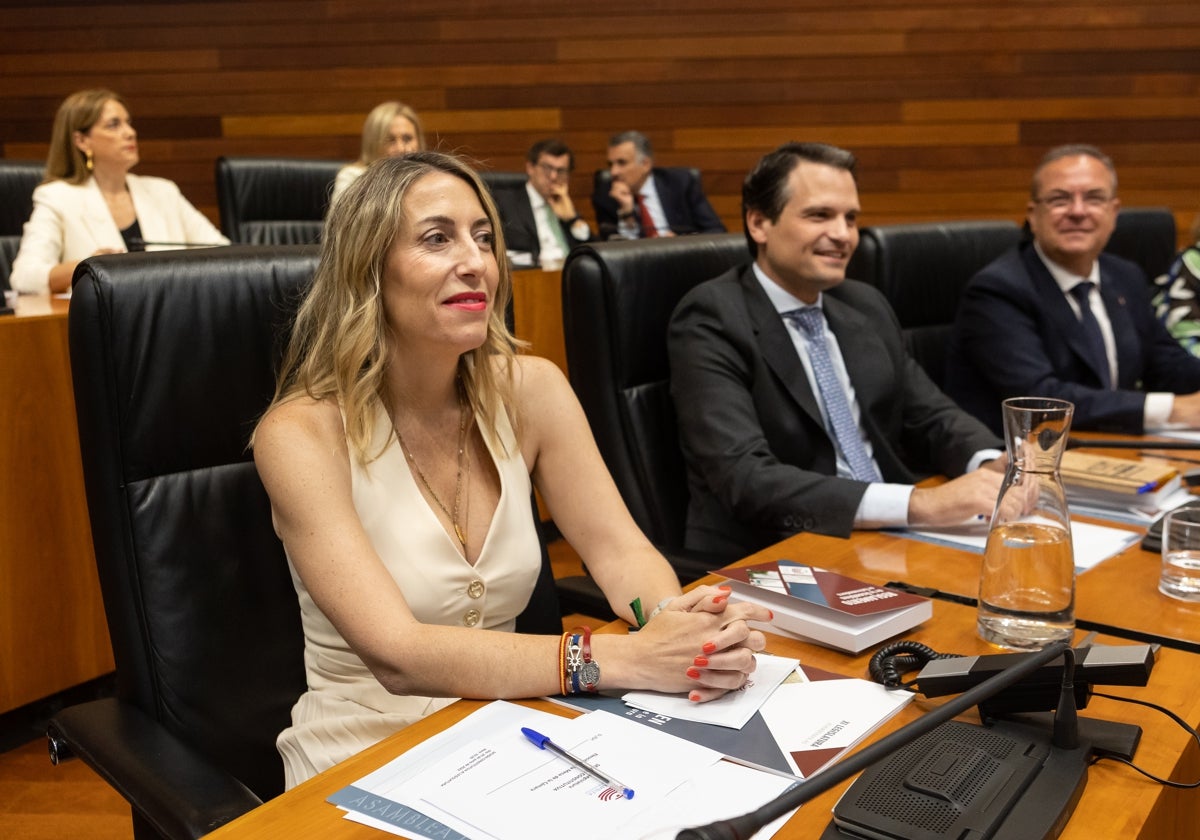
[[1160, 505, 1200, 601]]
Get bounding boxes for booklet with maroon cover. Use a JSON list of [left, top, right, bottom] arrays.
[[715, 559, 933, 653]]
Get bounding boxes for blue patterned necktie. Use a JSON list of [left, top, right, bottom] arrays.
[[784, 307, 882, 482], [1068, 281, 1112, 389]]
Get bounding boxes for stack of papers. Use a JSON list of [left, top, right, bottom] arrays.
[[330, 700, 799, 840], [330, 658, 914, 839]]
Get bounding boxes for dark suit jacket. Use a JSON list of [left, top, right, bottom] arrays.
[[592, 168, 726, 240], [490, 180, 593, 261], [944, 242, 1200, 434], [668, 264, 1000, 556]]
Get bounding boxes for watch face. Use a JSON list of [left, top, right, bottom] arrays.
[[580, 661, 601, 690]]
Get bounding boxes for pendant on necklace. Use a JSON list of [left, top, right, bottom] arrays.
[[454, 523, 466, 547]]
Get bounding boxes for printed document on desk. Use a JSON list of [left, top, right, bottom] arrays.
[[758, 664, 912, 779], [619, 652, 799, 729], [901, 518, 1140, 573], [335, 700, 799, 840]]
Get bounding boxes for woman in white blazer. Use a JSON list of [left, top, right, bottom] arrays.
[[9, 88, 228, 295], [328, 101, 425, 207]]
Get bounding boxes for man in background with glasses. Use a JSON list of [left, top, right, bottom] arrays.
[[946, 144, 1200, 434], [492, 138, 594, 267]]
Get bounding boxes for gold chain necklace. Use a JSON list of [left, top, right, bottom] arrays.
[[395, 388, 471, 553]]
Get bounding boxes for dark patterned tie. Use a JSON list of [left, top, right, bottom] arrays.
[[784, 307, 882, 482], [1068, 282, 1112, 389]]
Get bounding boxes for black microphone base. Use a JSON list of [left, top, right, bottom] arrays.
[[821, 718, 1090, 840], [1000, 711, 1141, 761]]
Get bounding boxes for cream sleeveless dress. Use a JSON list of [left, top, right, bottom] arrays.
[[277, 404, 542, 788]]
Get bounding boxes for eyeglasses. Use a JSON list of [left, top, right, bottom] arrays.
[[536, 162, 571, 179], [1033, 190, 1115, 212]]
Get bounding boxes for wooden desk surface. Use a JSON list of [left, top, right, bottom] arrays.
[[0, 294, 111, 713], [208, 596, 1200, 839], [747, 524, 1200, 651]]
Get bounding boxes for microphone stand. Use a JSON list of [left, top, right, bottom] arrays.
[[676, 640, 1073, 840]]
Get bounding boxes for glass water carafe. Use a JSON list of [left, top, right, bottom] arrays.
[[977, 397, 1076, 649]]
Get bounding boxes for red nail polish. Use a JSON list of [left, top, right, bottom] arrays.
[[702, 641, 717, 654], [688, 691, 702, 702], [712, 594, 728, 605], [693, 655, 709, 667], [768, 609, 775, 620], [718, 584, 732, 591], [686, 667, 702, 679]]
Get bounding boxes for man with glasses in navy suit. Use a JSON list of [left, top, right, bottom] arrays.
[[946, 144, 1200, 434]]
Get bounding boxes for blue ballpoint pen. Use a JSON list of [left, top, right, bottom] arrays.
[[520, 726, 635, 799]]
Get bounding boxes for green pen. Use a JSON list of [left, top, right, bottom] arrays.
[[630, 597, 647, 628]]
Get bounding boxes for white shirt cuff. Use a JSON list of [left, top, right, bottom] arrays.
[[1144, 392, 1173, 429], [967, 448, 1004, 473], [854, 483, 914, 529]]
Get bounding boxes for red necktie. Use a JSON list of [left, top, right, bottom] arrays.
[[636, 195, 658, 238]]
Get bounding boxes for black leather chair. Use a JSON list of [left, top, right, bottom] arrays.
[[562, 233, 750, 581], [847, 220, 1023, 388], [1105, 206, 1178, 282], [480, 169, 537, 265], [47, 246, 565, 840], [480, 170, 528, 203], [0, 158, 43, 291], [215, 157, 341, 245]]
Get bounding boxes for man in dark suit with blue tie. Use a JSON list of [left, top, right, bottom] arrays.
[[946, 144, 1200, 435], [668, 142, 1003, 557], [592, 131, 726, 240]]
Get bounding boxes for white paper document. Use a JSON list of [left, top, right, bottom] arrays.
[[336, 700, 802, 840], [758, 674, 912, 779], [619, 653, 800, 729], [903, 518, 1140, 572]]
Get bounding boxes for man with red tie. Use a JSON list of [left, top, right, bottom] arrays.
[[592, 130, 726, 240]]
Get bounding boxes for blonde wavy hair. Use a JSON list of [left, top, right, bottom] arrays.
[[45, 88, 126, 185], [264, 151, 518, 464], [357, 101, 426, 166]]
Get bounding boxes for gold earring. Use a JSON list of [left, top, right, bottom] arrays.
[[85, 150, 93, 172]]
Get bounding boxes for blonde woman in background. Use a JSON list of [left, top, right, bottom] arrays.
[[10, 88, 228, 295], [329, 101, 426, 205]]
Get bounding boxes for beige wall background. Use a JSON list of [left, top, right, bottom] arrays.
[[2, 0, 1198, 241]]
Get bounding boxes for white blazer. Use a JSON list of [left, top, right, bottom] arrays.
[[9, 174, 229, 294]]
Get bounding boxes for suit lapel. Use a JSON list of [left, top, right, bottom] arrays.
[[127, 175, 166, 247], [79, 178, 123, 249], [1097, 269, 1140, 387], [652, 170, 679, 233], [739, 267, 824, 428]]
